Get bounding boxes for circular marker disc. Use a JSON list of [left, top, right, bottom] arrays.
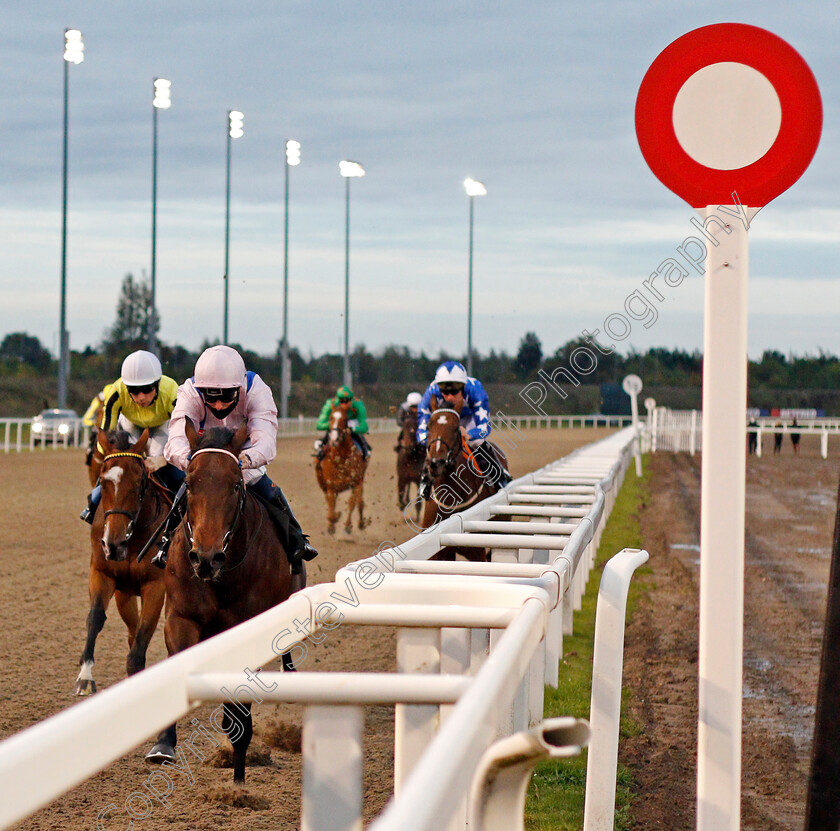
[[635, 23, 822, 207]]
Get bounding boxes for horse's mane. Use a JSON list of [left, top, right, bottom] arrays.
[[107, 429, 135, 451], [196, 427, 236, 450]]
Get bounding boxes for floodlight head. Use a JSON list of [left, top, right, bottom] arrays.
[[153, 78, 172, 110], [464, 178, 487, 197], [63, 29, 84, 64], [228, 110, 244, 139], [339, 160, 365, 178], [286, 139, 301, 166]]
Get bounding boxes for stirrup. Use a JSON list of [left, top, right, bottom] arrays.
[[80, 505, 94, 525], [418, 478, 431, 500], [150, 533, 172, 569]]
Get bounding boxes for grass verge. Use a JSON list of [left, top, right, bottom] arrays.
[[525, 458, 652, 830]]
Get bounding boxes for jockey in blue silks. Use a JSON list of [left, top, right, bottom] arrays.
[[416, 360, 511, 500]]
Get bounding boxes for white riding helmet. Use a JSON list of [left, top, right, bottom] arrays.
[[121, 350, 162, 387], [194, 345, 247, 389], [406, 391, 422, 407], [433, 361, 468, 386]]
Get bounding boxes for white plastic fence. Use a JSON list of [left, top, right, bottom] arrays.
[[650, 408, 838, 458], [2, 413, 631, 453], [0, 427, 644, 831]]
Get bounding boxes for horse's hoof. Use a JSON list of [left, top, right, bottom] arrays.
[[145, 742, 176, 764], [73, 679, 96, 696], [344, 526, 352, 535], [327, 526, 336, 536]]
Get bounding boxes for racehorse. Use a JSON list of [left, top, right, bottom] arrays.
[[315, 402, 370, 535], [396, 407, 424, 514], [420, 403, 508, 562], [74, 428, 169, 695], [146, 420, 297, 783]]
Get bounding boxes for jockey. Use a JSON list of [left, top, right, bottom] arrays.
[[81, 383, 111, 467], [314, 385, 371, 459], [163, 345, 317, 571], [80, 351, 182, 523], [396, 391, 422, 426], [416, 360, 511, 500], [394, 391, 422, 451]]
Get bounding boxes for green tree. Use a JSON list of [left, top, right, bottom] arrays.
[[102, 274, 157, 355], [514, 332, 543, 379], [0, 332, 53, 372]]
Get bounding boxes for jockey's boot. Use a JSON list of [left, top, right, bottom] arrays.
[[261, 487, 318, 574], [314, 432, 330, 460], [80, 486, 101, 524], [474, 445, 512, 492], [418, 472, 432, 501]]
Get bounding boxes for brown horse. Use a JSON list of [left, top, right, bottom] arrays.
[[421, 404, 508, 562], [74, 428, 169, 695], [396, 407, 424, 514], [146, 421, 297, 783], [315, 402, 370, 535]]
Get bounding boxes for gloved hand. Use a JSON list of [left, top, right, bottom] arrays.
[[144, 455, 167, 472], [238, 452, 254, 469], [348, 419, 359, 430]]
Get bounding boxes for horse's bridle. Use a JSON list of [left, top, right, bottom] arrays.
[[101, 451, 148, 543], [184, 448, 247, 560], [424, 408, 466, 478]]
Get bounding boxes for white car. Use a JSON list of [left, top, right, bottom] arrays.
[[31, 409, 79, 445]]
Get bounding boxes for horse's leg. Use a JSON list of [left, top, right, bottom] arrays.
[[147, 614, 201, 764], [397, 465, 407, 509], [345, 486, 357, 534], [326, 490, 339, 535], [126, 581, 165, 676], [74, 570, 116, 695], [223, 701, 253, 784], [355, 481, 368, 530], [114, 590, 139, 648]]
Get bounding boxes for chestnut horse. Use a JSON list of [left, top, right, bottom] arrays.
[[74, 428, 169, 695], [315, 402, 370, 535], [146, 421, 297, 783], [420, 405, 508, 562], [396, 407, 424, 514]]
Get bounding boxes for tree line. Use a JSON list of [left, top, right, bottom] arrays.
[[1, 273, 839, 406]]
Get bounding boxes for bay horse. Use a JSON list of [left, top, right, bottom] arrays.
[[146, 420, 297, 783], [74, 428, 169, 695], [421, 404, 508, 562], [396, 407, 424, 514], [315, 402, 370, 535]]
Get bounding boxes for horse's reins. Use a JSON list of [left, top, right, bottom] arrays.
[[184, 448, 253, 570], [101, 451, 148, 542]]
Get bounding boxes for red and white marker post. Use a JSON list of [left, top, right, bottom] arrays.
[[636, 23, 821, 831]]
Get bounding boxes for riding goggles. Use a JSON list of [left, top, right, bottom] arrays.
[[438, 383, 465, 395], [337, 395, 352, 403], [126, 382, 159, 396], [198, 387, 239, 404]]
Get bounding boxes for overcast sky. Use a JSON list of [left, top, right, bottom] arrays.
[[2, 1, 838, 361]]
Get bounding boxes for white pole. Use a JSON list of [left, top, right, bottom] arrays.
[[629, 392, 642, 476], [696, 206, 750, 831]]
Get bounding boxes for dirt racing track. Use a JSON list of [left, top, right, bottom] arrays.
[[0, 428, 614, 831]]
